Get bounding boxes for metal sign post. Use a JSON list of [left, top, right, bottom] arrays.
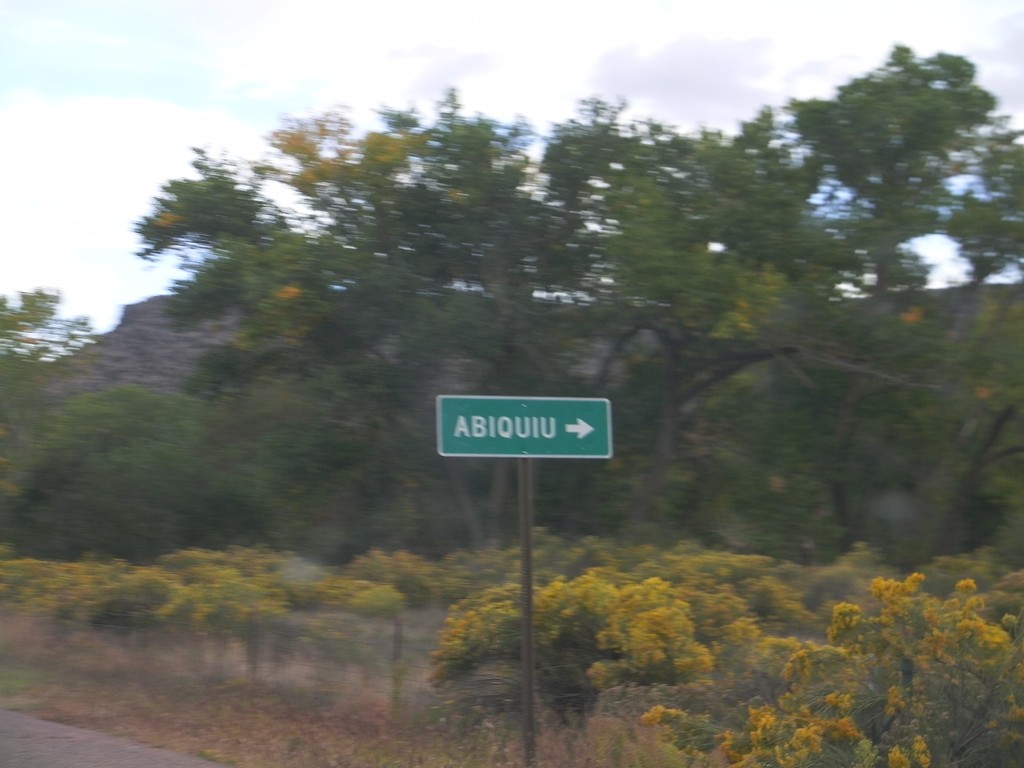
[[518, 457, 536, 766], [437, 395, 612, 767]]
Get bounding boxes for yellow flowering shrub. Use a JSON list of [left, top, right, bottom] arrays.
[[21, 560, 117, 621], [87, 563, 182, 629], [433, 571, 713, 713], [346, 583, 405, 618], [632, 547, 820, 639], [711, 618, 809, 706], [0, 546, 453, 644], [5, 540, 1024, 766], [432, 584, 521, 680], [640, 704, 719, 757], [820, 574, 1023, 766], [716, 646, 869, 768], [734, 573, 817, 634], [707, 573, 1024, 767], [156, 563, 288, 633], [590, 577, 713, 689], [341, 548, 455, 607], [719, 698, 866, 768]]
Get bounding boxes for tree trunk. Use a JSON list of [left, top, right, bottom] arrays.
[[443, 461, 484, 546], [942, 405, 1022, 553], [833, 376, 866, 547], [628, 336, 680, 524], [487, 459, 513, 544]]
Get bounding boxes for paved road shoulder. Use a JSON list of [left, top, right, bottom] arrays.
[[0, 709, 223, 768]]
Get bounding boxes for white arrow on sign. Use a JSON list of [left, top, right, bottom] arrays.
[[565, 418, 595, 439]]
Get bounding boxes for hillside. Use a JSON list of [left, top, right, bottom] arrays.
[[57, 295, 237, 397]]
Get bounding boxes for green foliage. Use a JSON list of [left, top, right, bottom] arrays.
[[346, 583, 405, 618], [792, 45, 995, 295], [432, 538, 1024, 734], [434, 562, 806, 713], [10, 387, 270, 561], [628, 572, 1024, 767], [0, 290, 92, 506], [5, 46, 1021, 569], [0, 290, 92, 363], [7, 541, 1024, 765], [341, 549, 454, 608], [135, 149, 281, 267], [946, 129, 1024, 282]]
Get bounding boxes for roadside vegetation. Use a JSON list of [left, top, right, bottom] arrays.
[[2, 43, 1024, 766], [2, 541, 1024, 766]]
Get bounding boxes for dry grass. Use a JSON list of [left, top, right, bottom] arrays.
[[0, 611, 680, 768]]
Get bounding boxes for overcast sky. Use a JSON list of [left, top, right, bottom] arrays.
[[3, 0, 1023, 332]]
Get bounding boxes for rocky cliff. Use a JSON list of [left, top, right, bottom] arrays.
[[58, 296, 238, 397]]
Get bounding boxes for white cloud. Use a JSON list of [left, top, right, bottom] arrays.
[[0, 92, 267, 331], [970, 11, 1024, 120], [2, 0, 1022, 334], [592, 37, 776, 131]]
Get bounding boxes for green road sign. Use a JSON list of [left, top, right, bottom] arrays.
[[437, 396, 612, 458]]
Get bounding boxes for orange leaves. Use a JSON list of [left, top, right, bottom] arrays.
[[268, 112, 356, 195], [153, 210, 184, 229], [362, 130, 420, 171], [899, 306, 924, 324], [272, 129, 321, 164]]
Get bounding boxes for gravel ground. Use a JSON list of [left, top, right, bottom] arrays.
[[0, 709, 224, 768]]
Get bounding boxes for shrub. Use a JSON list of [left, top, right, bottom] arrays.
[[342, 549, 452, 607], [433, 571, 714, 714], [750, 575, 1024, 768], [347, 583, 405, 618]]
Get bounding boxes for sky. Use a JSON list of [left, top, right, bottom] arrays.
[[2, 0, 1023, 333]]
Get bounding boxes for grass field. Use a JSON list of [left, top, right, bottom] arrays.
[[0, 610, 678, 768]]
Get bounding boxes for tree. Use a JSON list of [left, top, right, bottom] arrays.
[[0, 290, 91, 507], [124, 61, 1021, 564], [944, 122, 1024, 341], [947, 128, 1024, 286], [11, 387, 269, 561], [136, 95, 607, 552], [541, 104, 825, 527], [772, 46, 1010, 557], [792, 45, 997, 296]]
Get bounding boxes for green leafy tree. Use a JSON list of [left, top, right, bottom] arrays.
[[759, 45, 1011, 558], [136, 95, 608, 552], [11, 387, 269, 561], [0, 290, 91, 513], [541, 104, 827, 528], [792, 45, 997, 296], [123, 59, 1021, 565], [946, 126, 1024, 290]]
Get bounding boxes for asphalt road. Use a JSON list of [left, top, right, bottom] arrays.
[[0, 710, 223, 768]]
